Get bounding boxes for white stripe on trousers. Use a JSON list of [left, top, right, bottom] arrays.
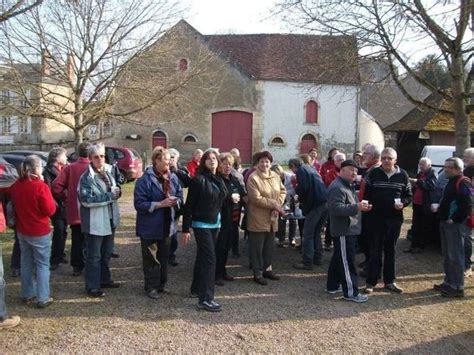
[[340, 236, 354, 298]]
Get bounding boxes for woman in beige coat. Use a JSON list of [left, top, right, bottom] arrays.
[[247, 151, 286, 285]]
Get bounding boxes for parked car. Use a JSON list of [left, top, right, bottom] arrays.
[[68, 145, 143, 183], [420, 145, 455, 175], [0, 150, 48, 172]]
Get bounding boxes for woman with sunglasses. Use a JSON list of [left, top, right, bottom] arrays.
[[78, 142, 121, 298]]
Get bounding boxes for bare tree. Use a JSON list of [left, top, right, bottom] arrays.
[[276, 0, 473, 154], [0, 0, 43, 23], [0, 0, 218, 144]]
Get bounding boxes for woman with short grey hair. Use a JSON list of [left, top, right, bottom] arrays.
[[78, 142, 121, 298]]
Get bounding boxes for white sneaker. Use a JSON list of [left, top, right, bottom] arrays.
[[464, 268, 473, 278], [344, 294, 369, 303], [0, 316, 20, 330]]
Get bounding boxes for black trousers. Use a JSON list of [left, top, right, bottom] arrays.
[[169, 232, 178, 260], [70, 224, 85, 270], [215, 224, 232, 279], [231, 221, 240, 256], [51, 217, 68, 265], [327, 235, 359, 297], [140, 237, 170, 292], [367, 216, 403, 286], [191, 228, 218, 302], [358, 213, 370, 260], [411, 204, 435, 249]]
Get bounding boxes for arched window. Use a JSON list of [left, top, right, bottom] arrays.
[[305, 100, 318, 124], [183, 133, 198, 143], [268, 135, 286, 146], [178, 58, 188, 72]]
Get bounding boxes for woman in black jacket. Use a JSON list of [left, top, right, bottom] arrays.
[[182, 149, 228, 312]]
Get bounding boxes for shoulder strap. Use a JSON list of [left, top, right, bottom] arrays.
[[455, 175, 470, 193]]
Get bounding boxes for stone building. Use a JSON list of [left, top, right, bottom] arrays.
[[109, 20, 361, 164]]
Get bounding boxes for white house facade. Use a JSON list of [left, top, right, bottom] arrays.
[[260, 81, 359, 163]]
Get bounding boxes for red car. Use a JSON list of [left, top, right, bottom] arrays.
[[68, 145, 143, 183]]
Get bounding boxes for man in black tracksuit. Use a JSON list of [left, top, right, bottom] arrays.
[[363, 147, 412, 294]]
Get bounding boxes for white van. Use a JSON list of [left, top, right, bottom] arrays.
[[420, 145, 455, 175]]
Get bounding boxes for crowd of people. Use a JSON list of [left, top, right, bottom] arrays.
[[0, 142, 472, 325]]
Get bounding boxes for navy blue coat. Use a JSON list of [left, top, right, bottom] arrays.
[[134, 167, 183, 240], [295, 164, 328, 215]]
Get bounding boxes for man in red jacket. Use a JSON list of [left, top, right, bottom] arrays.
[[52, 142, 91, 276]]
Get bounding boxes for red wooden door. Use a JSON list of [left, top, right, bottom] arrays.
[[212, 111, 252, 163], [300, 134, 317, 154], [152, 131, 167, 148]]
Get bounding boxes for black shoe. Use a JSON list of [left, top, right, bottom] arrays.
[[101, 282, 120, 289], [87, 289, 105, 298], [36, 297, 54, 309], [384, 283, 403, 294], [197, 300, 222, 312], [72, 268, 83, 276], [223, 274, 235, 281], [111, 253, 120, 258], [168, 258, 179, 266], [293, 263, 313, 271], [50, 264, 59, 271], [441, 287, 464, 298], [253, 277, 268, 285], [146, 289, 160, 300], [433, 283, 450, 292], [262, 271, 280, 280], [59, 257, 68, 264]]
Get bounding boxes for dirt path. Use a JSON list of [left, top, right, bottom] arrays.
[[1, 187, 473, 353]]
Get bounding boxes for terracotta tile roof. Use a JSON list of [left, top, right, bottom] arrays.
[[204, 34, 360, 85], [385, 94, 474, 132]]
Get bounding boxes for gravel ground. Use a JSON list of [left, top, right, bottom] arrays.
[[1, 185, 473, 353]]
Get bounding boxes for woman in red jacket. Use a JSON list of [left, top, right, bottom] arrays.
[[10, 155, 56, 308]]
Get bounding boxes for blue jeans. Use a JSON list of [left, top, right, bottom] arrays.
[[440, 221, 465, 290], [0, 242, 7, 320], [18, 233, 52, 303], [84, 233, 114, 290], [302, 203, 328, 265]]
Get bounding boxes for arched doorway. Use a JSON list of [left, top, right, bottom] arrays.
[[152, 130, 167, 148], [299, 133, 318, 154], [212, 110, 253, 163]]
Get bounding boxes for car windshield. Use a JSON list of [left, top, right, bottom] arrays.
[[130, 148, 140, 160]]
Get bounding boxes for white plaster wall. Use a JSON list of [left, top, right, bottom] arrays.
[[358, 109, 385, 152], [260, 81, 359, 164]]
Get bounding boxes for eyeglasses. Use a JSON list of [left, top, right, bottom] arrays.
[[92, 155, 105, 159], [381, 156, 394, 161]]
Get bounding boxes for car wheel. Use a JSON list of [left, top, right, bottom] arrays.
[[117, 170, 126, 184]]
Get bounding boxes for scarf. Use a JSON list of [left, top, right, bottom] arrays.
[[154, 167, 171, 197]]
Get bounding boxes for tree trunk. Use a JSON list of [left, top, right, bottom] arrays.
[[74, 128, 84, 145], [451, 53, 470, 156]]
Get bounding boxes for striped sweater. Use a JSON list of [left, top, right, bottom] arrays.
[[363, 166, 412, 218]]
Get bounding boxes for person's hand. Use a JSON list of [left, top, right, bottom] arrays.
[[357, 202, 372, 212], [111, 186, 121, 200], [181, 232, 191, 245], [158, 197, 178, 208], [394, 202, 404, 210]]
